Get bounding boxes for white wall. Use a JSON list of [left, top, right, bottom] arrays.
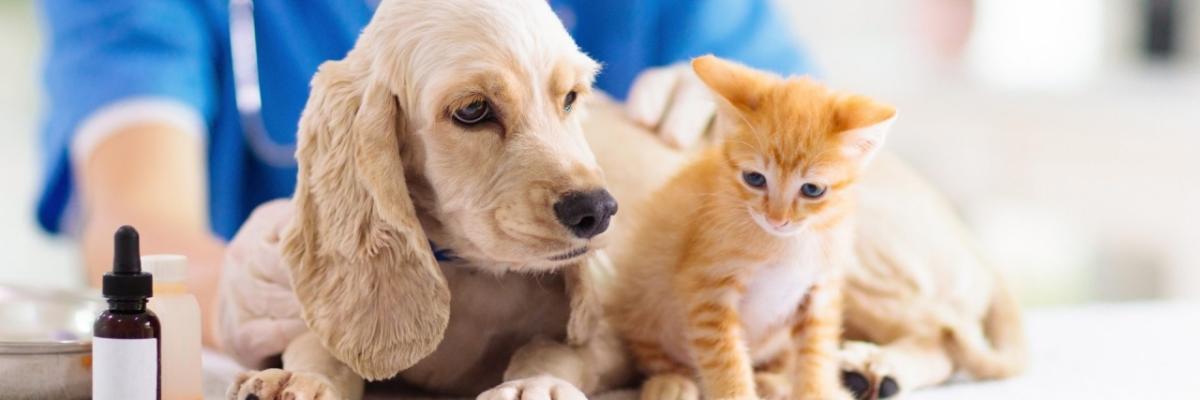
[[0, 1, 80, 290], [779, 0, 1200, 303]]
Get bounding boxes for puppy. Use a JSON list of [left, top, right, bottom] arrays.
[[224, 0, 631, 398], [838, 151, 1028, 400]]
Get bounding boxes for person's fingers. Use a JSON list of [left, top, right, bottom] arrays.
[[625, 66, 682, 129], [249, 199, 294, 225], [229, 233, 300, 319], [626, 63, 719, 149], [219, 199, 305, 350], [244, 244, 291, 286], [239, 272, 301, 319], [657, 77, 717, 149], [231, 319, 308, 368], [216, 200, 306, 366], [224, 200, 295, 289]]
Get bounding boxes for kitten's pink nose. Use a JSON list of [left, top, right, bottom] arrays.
[[768, 218, 790, 229]]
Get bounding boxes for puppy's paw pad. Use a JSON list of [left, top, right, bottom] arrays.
[[230, 369, 337, 400], [478, 375, 586, 400], [230, 369, 289, 400], [839, 340, 905, 399], [640, 373, 699, 400], [840, 368, 901, 400], [841, 370, 871, 400], [878, 376, 900, 399], [280, 372, 338, 400], [478, 386, 519, 400]]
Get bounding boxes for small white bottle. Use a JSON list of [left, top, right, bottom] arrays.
[[143, 255, 203, 400]]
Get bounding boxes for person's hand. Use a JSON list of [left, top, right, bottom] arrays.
[[218, 200, 308, 368], [625, 63, 718, 149]]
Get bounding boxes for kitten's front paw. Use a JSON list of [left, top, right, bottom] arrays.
[[754, 371, 792, 400], [478, 375, 587, 400], [228, 369, 338, 400], [640, 373, 700, 400], [793, 382, 856, 400], [839, 341, 901, 400]]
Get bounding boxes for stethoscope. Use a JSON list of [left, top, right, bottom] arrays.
[[227, 0, 380, 167]]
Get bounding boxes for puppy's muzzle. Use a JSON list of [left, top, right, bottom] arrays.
[[553, 189, 618, 239]]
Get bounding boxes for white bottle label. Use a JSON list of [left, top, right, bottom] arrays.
[[93, 337, 158, 400]]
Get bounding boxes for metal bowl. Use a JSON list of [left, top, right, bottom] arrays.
[[0, 285, 103, 400]]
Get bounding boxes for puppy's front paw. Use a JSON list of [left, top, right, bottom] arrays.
[[640, 373, 699, 400], [478, 375, 586, 400], [228, 369, 339, 400], [839, 341, 901, 400]]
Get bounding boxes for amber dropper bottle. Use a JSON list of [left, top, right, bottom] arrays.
[[92, 226, 162, 400]]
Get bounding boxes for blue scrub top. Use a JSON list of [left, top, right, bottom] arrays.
[[37, 0, 812, 240]]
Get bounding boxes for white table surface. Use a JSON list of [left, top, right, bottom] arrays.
[[204, 302, 1200, 399], [911, 301, 1199, 399]]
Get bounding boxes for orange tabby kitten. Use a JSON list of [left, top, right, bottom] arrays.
[[609, 55, 896, 400]]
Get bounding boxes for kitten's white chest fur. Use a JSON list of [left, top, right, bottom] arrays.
[[739, 234, 825, 342]]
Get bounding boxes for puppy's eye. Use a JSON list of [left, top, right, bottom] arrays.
[[742, 171, 767, 189], [800, 183, 827, 199], [563, 91, 577, 112], [453, 100, 491, 125]]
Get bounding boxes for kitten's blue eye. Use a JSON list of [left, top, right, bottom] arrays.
[[742, 171, 767, 189], [800, 183, 827, 199]]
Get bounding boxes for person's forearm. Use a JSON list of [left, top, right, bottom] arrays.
[[77, 122, 225, 348]]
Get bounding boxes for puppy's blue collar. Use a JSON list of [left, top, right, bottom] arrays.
[[430, 241, 457, 262]]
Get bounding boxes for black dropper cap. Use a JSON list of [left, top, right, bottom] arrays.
[[102, 225, 153, 299]]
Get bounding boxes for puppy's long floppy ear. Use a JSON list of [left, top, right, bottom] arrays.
[[283, 60, 450, 381]]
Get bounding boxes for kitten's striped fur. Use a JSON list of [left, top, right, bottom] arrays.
[[609, 55, 895, 400]]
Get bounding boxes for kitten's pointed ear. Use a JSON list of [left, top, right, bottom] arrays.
[[834, 94, 897, 167], [691, 54, 776, 111]]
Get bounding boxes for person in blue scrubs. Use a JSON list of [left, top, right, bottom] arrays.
[[37, 0, 811, 345]]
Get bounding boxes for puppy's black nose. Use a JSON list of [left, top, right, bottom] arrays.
[[554, 189, 618, 239]]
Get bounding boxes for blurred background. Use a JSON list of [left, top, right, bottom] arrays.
[[0, 0, 1197, 306], [781, 0, 1200, 305]]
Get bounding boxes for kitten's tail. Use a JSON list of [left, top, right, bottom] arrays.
[[944, 276, 1029, 379]]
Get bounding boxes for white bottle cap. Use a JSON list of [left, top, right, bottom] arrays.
[[141, 255, 188, 284]]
